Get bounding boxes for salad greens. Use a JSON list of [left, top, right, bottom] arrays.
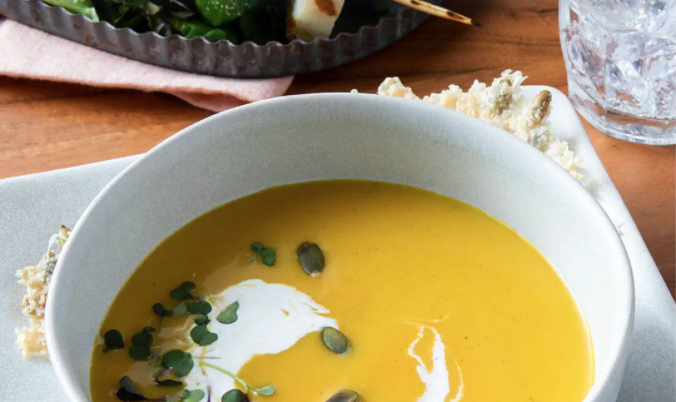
[[40, 0, 393, 43]]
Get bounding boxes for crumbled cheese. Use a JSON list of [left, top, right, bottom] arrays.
[[373, 70, 584, 180], [15, 226, 70, 360], [377, 77, 421, 100]]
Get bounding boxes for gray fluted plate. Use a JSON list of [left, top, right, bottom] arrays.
[[0, 0, 432, 77]]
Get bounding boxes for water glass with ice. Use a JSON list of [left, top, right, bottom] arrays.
[[559, 0, 676, 145]]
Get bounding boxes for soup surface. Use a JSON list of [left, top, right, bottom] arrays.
[[90, 180, 593, 402]]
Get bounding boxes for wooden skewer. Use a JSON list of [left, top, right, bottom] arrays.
[[390, 0, 482, 27]]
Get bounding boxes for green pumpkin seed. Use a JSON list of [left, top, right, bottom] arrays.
[[322, 327, 349, 354], [326, 390, 360, 402], [297, 242, 325, 276]]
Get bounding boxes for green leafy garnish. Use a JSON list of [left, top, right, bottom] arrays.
[[116, 376, 162, 401], [256, 386, 275, 396], [188, 301, 212, 315], [153, 303, 173, 319], [103, 329, 124, 352], [182, 389, 206, 402], [217, 301, 239, 324], [173, 302, 189, 316], [156, 379, 183, 387], [128, 345, 151, 361], [250, 242, 275, 266], [128, 327, 154, 360], [170, 281, 196, 300], [250, 242, 265, 254], [190, 324, 219, 346], [194, 315, 210, 325], [260, 249, 275, 266], [161, 349, 194, 377], [148, 350, 163, 368], [202, 362, 274, 397], [132, 330, 153, 347], [221, 389, 248, 402]]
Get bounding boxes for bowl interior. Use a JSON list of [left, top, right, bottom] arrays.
[[47, 93, 633, 402]]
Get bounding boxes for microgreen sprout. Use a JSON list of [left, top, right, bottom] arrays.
[[250, 242, 276, 266], [170, 281, 196, 301], [216, 301, 239, 324], [172, 302, 189, 317], [256, 387, 275, 396], [190, 324, 218, 346], [129, 327, 154, 361], [201, 362, 275, 397], [153, 367, 170, 381], [103, 329, 124, 352], [156, 379, 183, 387], [116, 376, 167, 401], [221, 389, 247, 402], [194, 315, 210, 325], [109, 280, 276, 402], [250, 242, 265, 254], [132, 328, 153, 347], [128, 345, 151, 360], [161, 349, 194, 377], [188, 301, 212, 315], [181, 389, 206, 402], [153, 303, 173, 321]]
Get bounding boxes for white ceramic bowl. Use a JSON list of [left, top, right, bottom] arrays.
[[46, 93, 634, 402]]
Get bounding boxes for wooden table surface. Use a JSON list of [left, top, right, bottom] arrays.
[[0, 0, 673, 296]]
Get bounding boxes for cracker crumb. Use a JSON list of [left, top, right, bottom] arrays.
[[15, 226, 70, 360], [370, 70, 584, 180]]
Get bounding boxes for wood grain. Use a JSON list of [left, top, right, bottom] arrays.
[[0, 0, 673, 296]]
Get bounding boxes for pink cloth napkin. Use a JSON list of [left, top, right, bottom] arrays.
[[0, 19, 293, 111]]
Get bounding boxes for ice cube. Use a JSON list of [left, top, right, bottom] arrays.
[[643, 37, 676, 118], [605, 33, 651, 115], [564, 4, 608, 101], [655, 1, 676, 37], [605, 33, 676, 118], [574, 0, 672, 32]]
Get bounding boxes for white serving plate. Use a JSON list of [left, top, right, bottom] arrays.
[[0, 87, 673, 402]]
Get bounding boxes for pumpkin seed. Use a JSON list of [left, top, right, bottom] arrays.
[[326, 390, 360, 402], [297, 242, 325, 276], [322, 327, 349, 354]]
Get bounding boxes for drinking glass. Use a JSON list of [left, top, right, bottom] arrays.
[[559, 0, 676, 145]]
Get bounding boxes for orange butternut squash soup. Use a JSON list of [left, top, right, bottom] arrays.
[[90, 180, 593, 402]]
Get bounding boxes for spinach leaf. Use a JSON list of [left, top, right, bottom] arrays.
[[42, 0, 99, 21], [171, 19, 238, 42], [195, 0, 261, 27], [238, 1, 287, 44]]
